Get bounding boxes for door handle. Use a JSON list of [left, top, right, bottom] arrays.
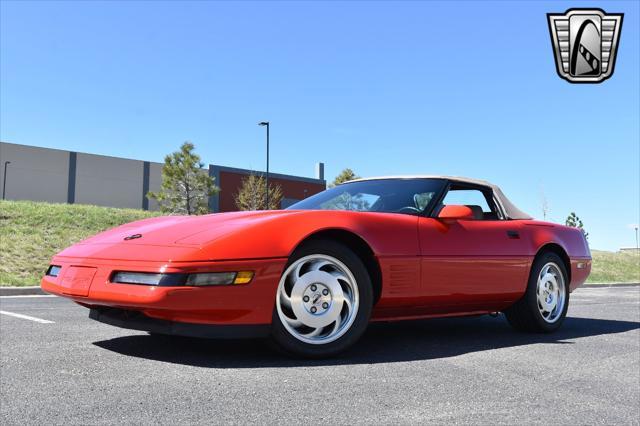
[[507, 230, 520, 239]]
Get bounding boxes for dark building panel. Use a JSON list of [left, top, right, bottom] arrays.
[[67, 152, 77, 203], [142, 161, 150, 210], [216, 169, 325, 212]]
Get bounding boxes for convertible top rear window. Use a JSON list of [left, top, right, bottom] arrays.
[[287, 178, 446, 215]]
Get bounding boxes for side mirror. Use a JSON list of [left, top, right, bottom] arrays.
[[437, 205, 475, 220]]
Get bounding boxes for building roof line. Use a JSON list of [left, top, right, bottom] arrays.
[[1, 142, 324, 184], [210, 164, 325, 185]]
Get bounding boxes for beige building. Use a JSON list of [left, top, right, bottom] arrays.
[[0, 142, 325, 211], [0, 142, 161, 210]]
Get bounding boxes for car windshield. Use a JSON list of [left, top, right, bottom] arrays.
[[288, 178, 446, 214]]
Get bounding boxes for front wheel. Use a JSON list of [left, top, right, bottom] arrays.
[[270, 240, 373, 358], [505, 252, 569, 332]]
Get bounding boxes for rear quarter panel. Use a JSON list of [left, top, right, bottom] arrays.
[[523, 221, 591, 291]]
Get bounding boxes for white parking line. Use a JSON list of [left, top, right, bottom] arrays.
[[0, 295, 56, 299], [0, 310, 55, 324]]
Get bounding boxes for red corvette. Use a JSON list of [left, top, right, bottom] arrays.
[[42, 176, 591, 357]]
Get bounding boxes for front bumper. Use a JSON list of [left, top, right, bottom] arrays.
[[41, 256, 287, 326], [89, 307, 270, 339]]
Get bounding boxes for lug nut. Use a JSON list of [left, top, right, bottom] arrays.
[[303, 295, 310, 302], [310, 306, 317, 313], [310, 284, 317, 291], [322, 302, 329, 309], [322, 289, 329, 296]]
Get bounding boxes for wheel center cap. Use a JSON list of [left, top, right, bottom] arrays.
[[288, 270, 345, 329], [541, 286, 556, 310], [302, 283, 332, 314], [538, 277, 559, 312]]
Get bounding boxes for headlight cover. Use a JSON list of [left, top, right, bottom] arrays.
[[111, 272, 184, 286], [110, 271, 254, 286]]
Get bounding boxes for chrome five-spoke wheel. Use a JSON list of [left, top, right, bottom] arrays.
[[276, 254, 360, 345], [536, 262, 566, 323]]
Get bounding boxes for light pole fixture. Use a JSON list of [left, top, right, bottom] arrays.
[[2, 161, 10, 200], [258, 121, 270, 209]]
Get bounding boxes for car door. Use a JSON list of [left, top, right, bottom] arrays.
[[418, 183, 530, 312]]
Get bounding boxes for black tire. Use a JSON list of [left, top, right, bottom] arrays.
[[270, 239, 373, 358], [146, 332, 170, 338], [505, 252, 570, 332]]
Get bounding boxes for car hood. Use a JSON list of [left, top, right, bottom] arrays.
[[55, 210, 303, 261], [80, 210, 302, 246]]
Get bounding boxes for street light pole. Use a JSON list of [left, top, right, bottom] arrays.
[[258, 121, 270, 209], [2, 161, 10, 200]]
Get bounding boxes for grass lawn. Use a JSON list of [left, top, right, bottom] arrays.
[[0, 200, 638, 286], [588, 250, 640, 284], [0, 200, 161, 286]]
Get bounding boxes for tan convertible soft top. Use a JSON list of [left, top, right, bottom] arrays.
[[348, 175, 532, 220]]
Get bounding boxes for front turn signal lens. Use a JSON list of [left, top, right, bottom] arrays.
[[233, 271, 254, 285]]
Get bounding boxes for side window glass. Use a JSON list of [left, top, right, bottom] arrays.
[[443, 189, 491, 211]]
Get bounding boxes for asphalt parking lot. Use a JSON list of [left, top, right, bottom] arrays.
[[1, 287, 639, 425]]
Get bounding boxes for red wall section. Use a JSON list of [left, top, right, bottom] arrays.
[[218, 171, 325, 212]]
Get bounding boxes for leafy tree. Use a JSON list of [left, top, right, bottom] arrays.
[[565, 212, 589, 239], [234, 174, 283, 211], [147, 142, 219, 215], [323, 168, 373, 210], [330, 168, 360, 187]]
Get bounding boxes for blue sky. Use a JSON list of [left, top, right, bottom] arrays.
[[1, 1, 638, 251]]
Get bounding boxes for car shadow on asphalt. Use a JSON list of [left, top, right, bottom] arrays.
[[92, 315, 639, 368]]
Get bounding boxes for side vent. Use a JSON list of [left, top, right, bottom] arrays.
[[387, 262, 419, 295]]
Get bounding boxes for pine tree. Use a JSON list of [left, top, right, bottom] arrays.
[[234, 174, 283, 211], [147, 142, 218, 215], [565, 212, 589, 239], [330, 168, 360, 187]]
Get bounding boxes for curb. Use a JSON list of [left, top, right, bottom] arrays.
[[0, 286, 47, 296], [582, 283, 639, 288]]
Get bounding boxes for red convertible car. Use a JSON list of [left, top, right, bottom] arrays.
[[42, 176, 591, 357]]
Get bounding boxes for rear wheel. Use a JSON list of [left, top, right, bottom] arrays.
[[505, 252, 569, 332], [271, 240, 373, 358]]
